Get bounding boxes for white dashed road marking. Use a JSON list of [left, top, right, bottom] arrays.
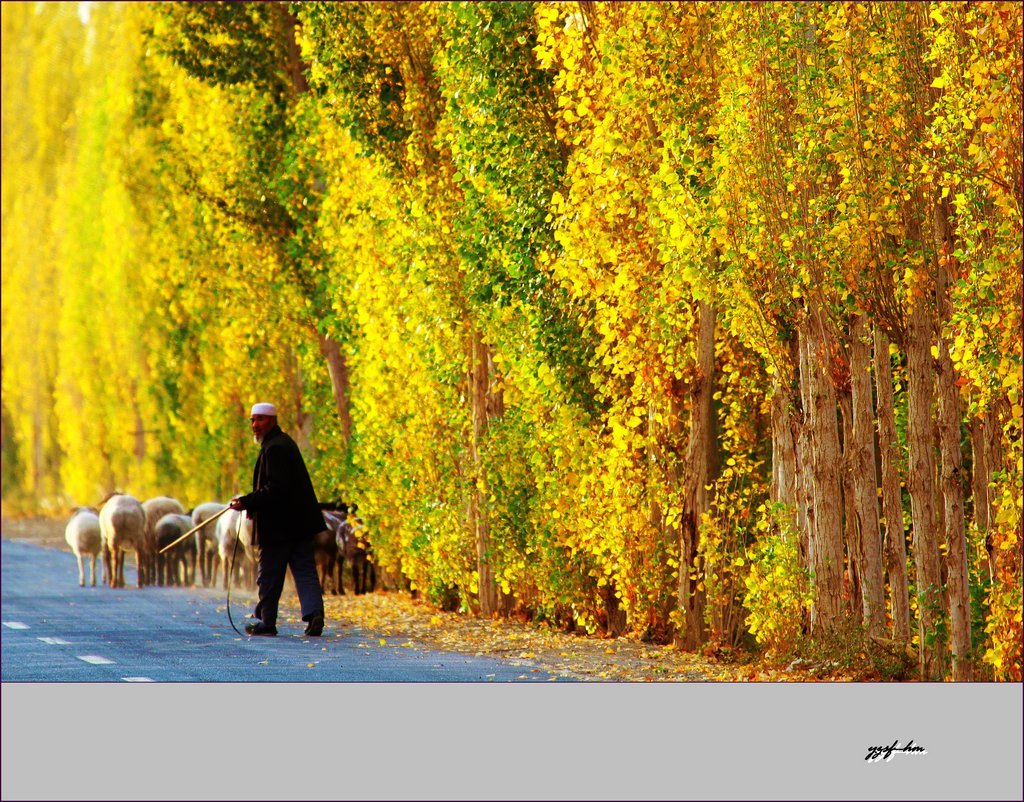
[[2, 621, 30, 629], [121, 677, 155, 682], [37, 636, 71, 645], [76, 655, 115, 665]]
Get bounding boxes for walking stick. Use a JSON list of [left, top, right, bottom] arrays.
[[158, 504, 233, 554]]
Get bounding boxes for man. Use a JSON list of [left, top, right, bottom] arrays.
[[230, 402, 326, 637]]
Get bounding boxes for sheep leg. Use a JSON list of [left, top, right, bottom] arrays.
[[75, 554, 85, 587], [89, 554, 97, 587], [197, 545, 206, 586], [103, 544, 113, 588]]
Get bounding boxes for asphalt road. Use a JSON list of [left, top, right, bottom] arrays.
[[1, 538, 567, 682]]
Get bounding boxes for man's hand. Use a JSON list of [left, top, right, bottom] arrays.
[[229, 497, 244, 511]]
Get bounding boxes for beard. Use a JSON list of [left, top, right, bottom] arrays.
[[253, 433, 263, 446]]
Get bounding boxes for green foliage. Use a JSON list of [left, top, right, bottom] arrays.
[[742, 504, 812, 661], [794, 613, 918, 682]]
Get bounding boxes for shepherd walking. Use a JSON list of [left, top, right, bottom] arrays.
[[230, 402, 326, 637]]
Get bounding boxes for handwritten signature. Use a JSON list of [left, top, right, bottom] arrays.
[[865, 740, 928, 762]]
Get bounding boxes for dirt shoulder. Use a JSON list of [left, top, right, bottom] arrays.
[[2, 516, 68, 549], [295, 589, 804, 682]]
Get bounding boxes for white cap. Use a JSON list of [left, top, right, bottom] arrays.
[[250, 402, 277, 417]]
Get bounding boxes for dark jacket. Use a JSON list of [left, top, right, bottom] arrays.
[[237, 425, 325, 548]]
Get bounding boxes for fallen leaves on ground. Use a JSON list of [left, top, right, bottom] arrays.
[[280, 589, 823, 682]]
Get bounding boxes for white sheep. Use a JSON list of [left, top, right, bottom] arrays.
[[154, 513, 197, 586], [141, 496, 186, 585], [216, 507, 256, 590], [191, 501, 227, 587], [98, 494, 146, 589], [65, 507, 103, 587]]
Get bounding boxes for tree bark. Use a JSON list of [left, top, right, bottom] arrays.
[[469, 329, 503, 616], [799, 305, 845, 634], [277, 3, 310, 95], [772, 358, 811, 637], [934, 198, 972, 680], [770, 381, 800, 516], [318, 333, 352, 445], [969, 410, 1000, 581], [905, 298, 946, 680], [850, 313, 886, 635], [676, 300, 715, 650], [873, 326, 912, 642], [279, 9, 354, 452], [771, 331, 809, 564], [969, 417, 991, 536], [839, 389, 862, 619]]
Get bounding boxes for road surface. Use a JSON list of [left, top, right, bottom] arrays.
[[1, 537, 566, 682]]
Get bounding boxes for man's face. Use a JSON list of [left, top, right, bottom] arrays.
[[250, 414, 275, 443]]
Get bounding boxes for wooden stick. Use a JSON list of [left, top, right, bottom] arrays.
[[158, 504, 233, 554]]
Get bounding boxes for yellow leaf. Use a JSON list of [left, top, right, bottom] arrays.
[[930, 75, 948, 89], [379, 638, 387, 646], [307, 663, 314, 668]]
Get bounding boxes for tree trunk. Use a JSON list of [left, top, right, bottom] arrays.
[[839, 389, 862, 619], [317, 333, 352, 445], [770, 382, 799, 515], [469, 329, 502, 616], [287, 352, 315, 452], [873, 326, 912, 642], [850, 313, 886, 635], [934, 198, 972, 680], [905, 298, 946, 680], [773, 358, 811, 637], [970, 410, 1000, 581], [771, 330, 809, 565], [280, 10, 353, 452], [969, 417, 990, 534], [278, 3, 310, 95], [676, 300, 715, 650], [799, 306, 845, 634]]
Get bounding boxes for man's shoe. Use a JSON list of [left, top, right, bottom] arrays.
[[245, 621, 277, 636], [304, 613, 325, 637]]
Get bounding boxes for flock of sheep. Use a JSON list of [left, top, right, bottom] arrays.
[[63, 494, 374, 596], [63, 494, 252, 590]]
